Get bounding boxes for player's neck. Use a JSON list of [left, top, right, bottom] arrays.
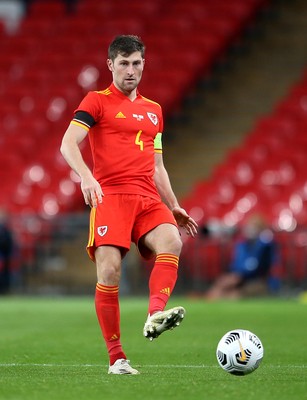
[[126, 91, 137, 101], [122, 89, 138, 101], [113, 82, 138, 101]]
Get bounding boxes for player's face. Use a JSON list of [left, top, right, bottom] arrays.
[[107, 51, 145, 95]]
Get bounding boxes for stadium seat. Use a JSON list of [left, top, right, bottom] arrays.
[[75, 0, 113, 17], [28, 0, 67, 17], [18, 15, 57, 37]]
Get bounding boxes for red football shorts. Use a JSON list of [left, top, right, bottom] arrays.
[[87, 194, 178, 261]]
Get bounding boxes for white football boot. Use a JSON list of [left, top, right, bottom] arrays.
[[143, 306, 186, 341], [108, 359, 139, 375]]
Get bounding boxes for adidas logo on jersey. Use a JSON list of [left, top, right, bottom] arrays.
[[115, 111, 126, 118]]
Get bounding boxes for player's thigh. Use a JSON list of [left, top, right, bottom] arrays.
[[141, 223, 182, 256], [88, 194, 137, 260], [95, 245, 122, 285]]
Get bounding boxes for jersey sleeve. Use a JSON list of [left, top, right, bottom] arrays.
[[71, 91, 103, 130]]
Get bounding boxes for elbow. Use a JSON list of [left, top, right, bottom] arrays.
[[59, 145, 65, 159], [60, 139, 67, 158], [60, 143, 69, 164]]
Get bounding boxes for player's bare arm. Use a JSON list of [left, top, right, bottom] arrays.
[[60, 123, 103, 208], [154, 153, 198, 237]]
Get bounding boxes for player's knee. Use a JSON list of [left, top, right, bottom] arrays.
[[95, 246, 122, 285], [167, 235, 183, 256], [96, 262, 121, 285]]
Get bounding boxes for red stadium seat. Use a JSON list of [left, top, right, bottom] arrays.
[[18, 15, 57, 37], [28, 1, 67, 17]]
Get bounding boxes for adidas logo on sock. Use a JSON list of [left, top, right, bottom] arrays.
[[160, 287, 171, 296]]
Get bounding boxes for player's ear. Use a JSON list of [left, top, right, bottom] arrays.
[[107, 59, 113, 72]]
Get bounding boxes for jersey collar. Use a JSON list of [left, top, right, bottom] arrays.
[[109, 83, 141, 101]]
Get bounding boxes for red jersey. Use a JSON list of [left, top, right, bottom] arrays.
[[72, 83, 163, 200]]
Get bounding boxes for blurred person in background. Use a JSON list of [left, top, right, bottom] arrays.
[[205, 214, 281, 300], [0, 208, 15, 294], [60, 35, 198, 375]]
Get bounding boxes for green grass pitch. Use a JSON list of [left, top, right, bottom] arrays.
[[0, 296, 306, 400]]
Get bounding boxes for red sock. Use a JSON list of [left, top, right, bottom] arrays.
[[95, 283, 126, 366], [148, 253, 179, 315]]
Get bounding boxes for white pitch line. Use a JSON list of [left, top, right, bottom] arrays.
[[0, 363, 306, 368], [0, 363, 213, 368]]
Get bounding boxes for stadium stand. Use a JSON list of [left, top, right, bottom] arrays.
[[181, 69, 307, 231], [179, 68, 307, 289], [0, 0, 269, 217]]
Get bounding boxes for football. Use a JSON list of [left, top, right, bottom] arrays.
[[216, 329, 264, 375]]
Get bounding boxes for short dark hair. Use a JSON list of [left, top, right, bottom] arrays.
[[108, 35, 145, 61]]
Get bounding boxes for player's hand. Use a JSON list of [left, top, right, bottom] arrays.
[[80, 175, 104, 208], [172, 207, 198, 237]]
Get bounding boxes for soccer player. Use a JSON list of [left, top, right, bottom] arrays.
[[60, 35, 198, 375]]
